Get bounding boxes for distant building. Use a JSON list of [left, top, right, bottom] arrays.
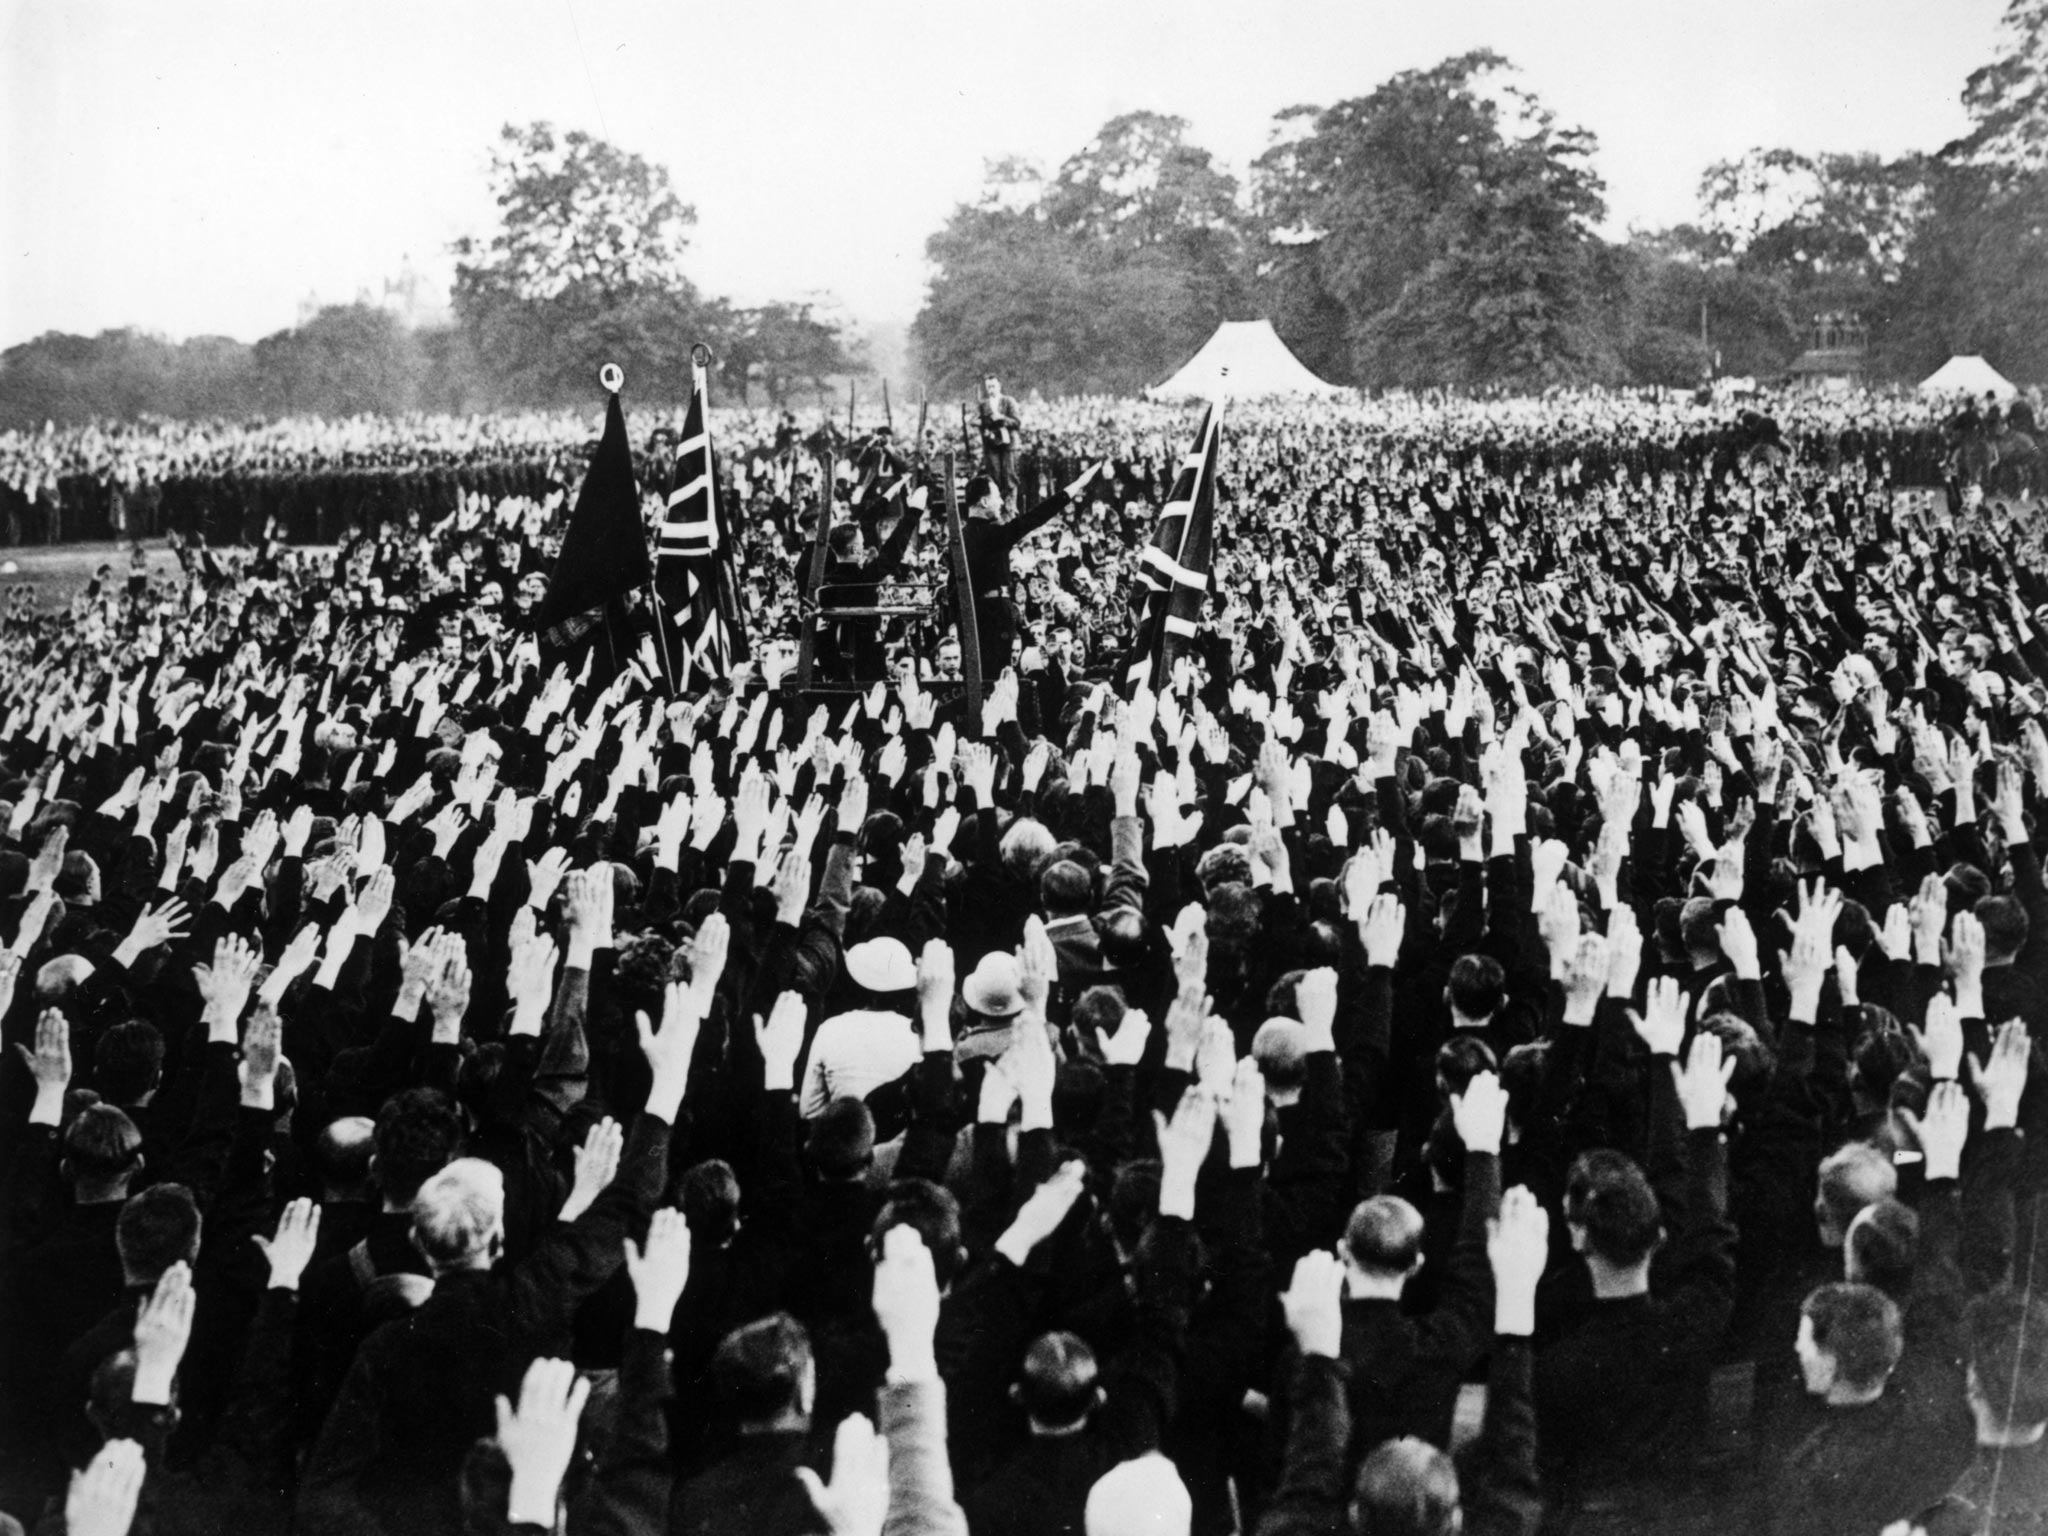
[[293, 258, 451, 332], [376, 257, 451, 330], [1785, 312, 1868, 392]]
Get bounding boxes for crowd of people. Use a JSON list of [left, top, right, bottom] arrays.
[[0, 379, 2045, 1536], [0, 385, 2023, 548]]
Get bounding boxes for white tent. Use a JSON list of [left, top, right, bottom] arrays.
[[1919, 354, 2017, 399], [1148, 320, 1343, 400]]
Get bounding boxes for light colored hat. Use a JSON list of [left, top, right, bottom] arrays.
[[845, 938, 916, 993], [962, 951, 1025, 1018]]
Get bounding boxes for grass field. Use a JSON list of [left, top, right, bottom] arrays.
[[0, 541, 336, 612], [0, 542, 194, 611]]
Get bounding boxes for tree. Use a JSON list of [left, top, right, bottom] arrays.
[[1248, 106, 1352, 381], [253, 305, 423, 417], [1611, 240, 1802, 381], [0, 329, 267, 429], [1874, 0, 2048, 380], [913, 208, 1101, 393], [913, 124, 1250, 396], [726, 302, 858, 406], [1253, 53, 1619, 388], [452, 122, 721, 405], [455, 122, 698, 305], [1042, 112, 1244, 258], [1957, 0, 2048, 173], [1697, 149, 1929, 304], [1880, 165, 2048, 381], [1256, 247, 1352, 383], [1620, 145, 1930, 382]]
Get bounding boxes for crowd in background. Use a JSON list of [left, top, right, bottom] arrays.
[[0, 386, 2027, 548], [0, 384, 2045, 1536]]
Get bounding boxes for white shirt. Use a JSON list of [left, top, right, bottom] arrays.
[[800, 1008, 921, 1119]]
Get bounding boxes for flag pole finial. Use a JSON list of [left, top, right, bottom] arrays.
[[690, 343, 714, 369], [599, 363, 625, 394]]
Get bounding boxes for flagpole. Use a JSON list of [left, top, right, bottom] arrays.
[[1153, 391, 1226, 693], [643, 366, 679, 697], [941, 449, 984, 739], [793, 446, 834, 694], [601, 354, 634, 691], [703, 342, 751, 667]]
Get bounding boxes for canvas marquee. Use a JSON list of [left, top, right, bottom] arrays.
[[1918, 355, 2017, 399], [1148, 320, 1343, 400]]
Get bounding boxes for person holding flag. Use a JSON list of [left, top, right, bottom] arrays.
[[959, 459, 1104, 677]]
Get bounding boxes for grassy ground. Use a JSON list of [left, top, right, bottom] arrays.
[[0, 542, 195, 611]]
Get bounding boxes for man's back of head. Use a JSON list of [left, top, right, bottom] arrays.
[[1799, 1282, 1904, 1402], [1977, 894, 2028, 964], [808, 1097, 876, 1183], [1565, 1149, 1663, 1271], [1351, 1436, 1459, 1536], [96, 1020, 164, 1108], [35, 952, 92, 1005], [317, 1115, 377, 1201], [1344, 1196, 1425, 1282], [1038, 859, 1093, 920], [410, 1158, 504, 1274], [712, 1312, 814, 1430], [873, 1180, 967, 1291], [681, 1158, 743, 1248], [1816, 1141, 1897, 1247], [1844, 1199, 1918, 1297], [1446, 954, 1505, 1024], [63, 1103, 144, 1199], [116, 1184, 200, 1288], [1019, 1332, 1102, 1433], [1966, 1288, 2048, 1439], [374, 1087, 463, 1211]]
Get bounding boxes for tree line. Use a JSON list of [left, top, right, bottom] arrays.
[[915, 0, 2048, 394], [0, 123, 859, 432], [5, 0, 2043, 427]]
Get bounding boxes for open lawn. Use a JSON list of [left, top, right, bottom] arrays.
[[0, 543, 188, 612], [0, 542, 330, 612]]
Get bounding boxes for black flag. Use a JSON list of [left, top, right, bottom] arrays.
[[534, 391, 652, 655]]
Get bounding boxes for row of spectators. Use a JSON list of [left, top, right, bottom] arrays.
[[0, 389, 2010, 547]]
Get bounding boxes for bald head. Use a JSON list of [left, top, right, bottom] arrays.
[[35, 953, 93, 1004], [1345, 1196, 1425, 1277], [317, 1116, 377, 1200]]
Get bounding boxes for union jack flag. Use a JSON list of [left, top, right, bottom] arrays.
[[1121, 400, 1223, 695], [655, 363, 750, 689]]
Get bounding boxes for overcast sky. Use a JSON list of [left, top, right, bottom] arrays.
[[0, 0, 2009, 349]]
